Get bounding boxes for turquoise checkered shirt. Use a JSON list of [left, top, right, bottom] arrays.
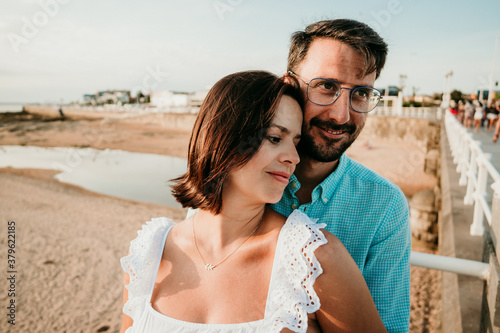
[[271, 154, 411, 332]]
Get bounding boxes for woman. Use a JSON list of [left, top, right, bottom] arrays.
[[486, 101, 498, 132], [120, 70, 386, 332], [474, 100, 485, 133]]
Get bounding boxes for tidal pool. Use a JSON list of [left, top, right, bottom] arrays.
[[0, 145, 187, 208]]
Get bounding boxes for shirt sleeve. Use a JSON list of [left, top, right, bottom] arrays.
[[363, 189, 411, 332]]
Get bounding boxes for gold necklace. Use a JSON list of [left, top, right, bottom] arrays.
[[192, 212, 264, 271]]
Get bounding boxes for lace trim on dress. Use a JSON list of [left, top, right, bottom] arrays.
[[120, 217, 174, 324], [268, 210, 327, 333], [120, 211, 327, 333]]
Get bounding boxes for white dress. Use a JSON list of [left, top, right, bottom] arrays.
[[121, 210, 327, 333], [474, 107, 484, 120]]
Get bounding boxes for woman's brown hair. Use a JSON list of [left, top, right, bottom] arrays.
[[171, 70, 303, 214]]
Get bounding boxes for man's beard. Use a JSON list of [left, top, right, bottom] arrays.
[[297, 117, 364, 163]]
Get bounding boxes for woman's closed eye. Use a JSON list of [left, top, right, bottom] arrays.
[[267, 136, 281, 144]]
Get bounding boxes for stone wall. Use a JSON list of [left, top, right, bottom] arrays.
[[363, 116, 435, 148]]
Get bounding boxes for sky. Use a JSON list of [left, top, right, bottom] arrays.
[[1, 0, 499, 104]]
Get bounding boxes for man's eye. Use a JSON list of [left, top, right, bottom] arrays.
[[354, 88, 370, 98], [321, 82, 335, 90], [267, 136, 281, 144], [319, 82, 336, 90]]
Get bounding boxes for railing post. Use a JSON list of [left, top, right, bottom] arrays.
[[483, 232, 500, 329], [445, 113, 460, 165], [465, 146, 479, 204], [470, 154, 491, 236], [491, 181, 500, 248], [452, 138, 461, 166], [458, 139, 470, 186], [484, 181, 500, 330]]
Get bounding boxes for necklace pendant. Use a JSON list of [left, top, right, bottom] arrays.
[[204, 263, 215, 271]]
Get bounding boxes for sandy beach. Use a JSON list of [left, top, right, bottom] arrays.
[[0, 110, 440, 332]]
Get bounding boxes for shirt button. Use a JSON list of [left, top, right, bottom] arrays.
[[291, 203, 298, 209], [291, 182, 298, 188], [323, 198, 328, 203]]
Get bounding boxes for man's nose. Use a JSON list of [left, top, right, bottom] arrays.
[[326, 89, 350, 124]]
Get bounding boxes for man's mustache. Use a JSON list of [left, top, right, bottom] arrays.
[[309, 117, 356, 134]]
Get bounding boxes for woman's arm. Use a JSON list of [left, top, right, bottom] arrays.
[[120, 273, 133, 333], [314, 231, 387, 333]]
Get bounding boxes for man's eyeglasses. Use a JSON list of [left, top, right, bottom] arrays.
[[288, 71, 382, 113]]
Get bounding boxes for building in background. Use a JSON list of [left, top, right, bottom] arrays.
[[150, 90, 208, 113], [96, 90, 131, 105], [81, 89, 207, 113], [83, 94, 97, 105]]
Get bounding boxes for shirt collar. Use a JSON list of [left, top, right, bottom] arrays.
[[286, 154, 350, 204]]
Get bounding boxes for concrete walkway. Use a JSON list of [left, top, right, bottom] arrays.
[[465, 125, 500, 171]]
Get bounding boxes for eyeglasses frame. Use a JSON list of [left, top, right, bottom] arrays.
[[287, 71, 382, 113]]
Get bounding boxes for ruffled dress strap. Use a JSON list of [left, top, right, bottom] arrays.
[[120, 217, 174, 325], [266, 210, 328, 333]]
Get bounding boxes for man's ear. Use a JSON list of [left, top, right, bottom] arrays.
[[282, 72, 299, 88], [281, 73, 300, 88]]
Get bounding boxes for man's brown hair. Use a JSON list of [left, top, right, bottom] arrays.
[[171, 70, 303, 214], [288, 19, 388, 79]]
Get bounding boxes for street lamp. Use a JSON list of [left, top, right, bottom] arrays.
[[442, 71, 453, 108], [487, 36, 500, 107]]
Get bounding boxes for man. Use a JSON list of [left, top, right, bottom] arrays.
[[271, 19, 411, 332]]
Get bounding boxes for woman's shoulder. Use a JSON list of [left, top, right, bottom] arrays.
[[121, 217, 176, 262], [142, 216, 175, 230], [311, 228, 365, 302], [129, 217, 176, 237], [283, 210, 356, 279], [283, 210, 328, 241], [313, 229, 352, 269]]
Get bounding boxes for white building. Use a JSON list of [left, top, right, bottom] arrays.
[[150, 90, 208, 113]]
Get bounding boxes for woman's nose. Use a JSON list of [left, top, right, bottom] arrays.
[[281, 143, 300, 165]]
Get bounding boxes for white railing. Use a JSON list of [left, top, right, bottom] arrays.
[[410, 252, 489, 279], [441, 110, 500, 330], [444, 111, 500, 236], [409, 109, 500, 281]]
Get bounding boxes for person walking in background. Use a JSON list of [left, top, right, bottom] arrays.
[[449, 100, 458, 117], [273, 19, 411, 332], [474, 100, 485, 133], [464, 100, 474, 128], [486, 100, 498, 132], [457, 100, 465, 124]]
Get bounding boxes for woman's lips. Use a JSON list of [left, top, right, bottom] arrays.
[[267, 171, 291, 184]]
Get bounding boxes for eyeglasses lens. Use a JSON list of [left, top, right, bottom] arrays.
[[307, 78, 380, 112]]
